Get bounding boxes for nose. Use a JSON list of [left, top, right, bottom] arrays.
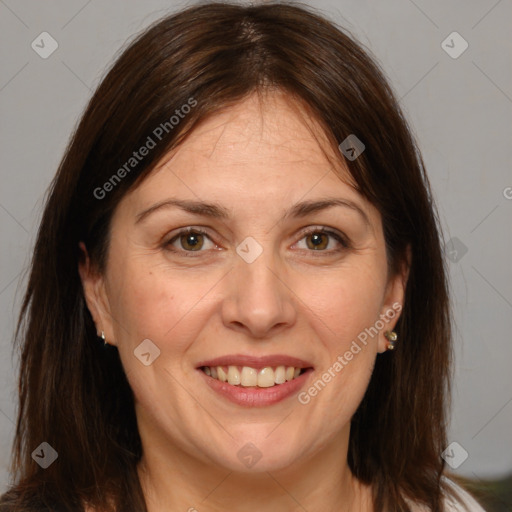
[[221, 243, 297, 339]]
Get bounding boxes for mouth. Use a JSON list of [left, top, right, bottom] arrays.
[[199, 365, 309, 387], [195, 354, 314, 406]]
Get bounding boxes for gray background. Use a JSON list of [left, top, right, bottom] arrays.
[[1, 0, 511, 490]]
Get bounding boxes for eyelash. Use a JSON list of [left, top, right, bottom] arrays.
[[163, 226, 350, 258]]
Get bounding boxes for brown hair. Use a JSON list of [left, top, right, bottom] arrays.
[[1, 1, 457, 510]]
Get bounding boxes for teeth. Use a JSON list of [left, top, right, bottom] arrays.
[[202, 365, 306, 387], [240, 366, 258, 386], [274, 365, 286, 384], [227, 366, 240, 385], [217, 366, 227, 382], [257, 367, 275, 388]]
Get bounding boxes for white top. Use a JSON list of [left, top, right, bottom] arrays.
[[408, 478, 486, 511], [443, 479, 486, 512]]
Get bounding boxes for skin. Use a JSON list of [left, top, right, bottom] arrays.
[[79, 91, 409, 512]]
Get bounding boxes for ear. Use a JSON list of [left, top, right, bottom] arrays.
[[377, 244, 411, 353], [78, 241, 116, 346]]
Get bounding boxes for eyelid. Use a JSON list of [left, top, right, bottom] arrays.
[[164, 227, 217, 256], [163, 225, 350, 256], [295, 226, 349, 246]]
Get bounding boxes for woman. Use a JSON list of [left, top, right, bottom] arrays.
[[0, 2, 486, 511]]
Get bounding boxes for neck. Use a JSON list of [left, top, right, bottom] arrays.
[[136, 423, 373, 512]]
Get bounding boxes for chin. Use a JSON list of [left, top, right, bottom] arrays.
[[204, 428, 310, 473]]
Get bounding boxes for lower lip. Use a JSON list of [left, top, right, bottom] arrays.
[[198, 368, 313, 407]]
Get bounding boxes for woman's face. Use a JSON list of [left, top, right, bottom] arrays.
[[81, 92, 406, 473]]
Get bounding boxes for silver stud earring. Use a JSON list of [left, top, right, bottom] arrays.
[[100, 331, 107, 346]]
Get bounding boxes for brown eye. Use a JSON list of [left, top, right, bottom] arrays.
[[305, 232, 329, 251], [179, 231, 205, 251], [295, 227, 349, 255], [165, 228, 216, 255]]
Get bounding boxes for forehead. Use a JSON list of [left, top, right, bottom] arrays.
[[175, 92, 337, 165], [118, 91, 377, 225]]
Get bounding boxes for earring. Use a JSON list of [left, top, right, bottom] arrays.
[[100, 331, 107, 346], [384, 330, 398, 350]]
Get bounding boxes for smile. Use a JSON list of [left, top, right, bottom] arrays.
[[200, 365, 307, 388], [196, 354, 314, 407]]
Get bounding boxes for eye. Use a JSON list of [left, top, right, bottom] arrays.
[[163, 226, 349, 258], [294, 227, 349, 254], [164, 227, 217, 256]]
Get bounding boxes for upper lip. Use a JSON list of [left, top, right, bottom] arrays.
[[196, 354, 314, 370]]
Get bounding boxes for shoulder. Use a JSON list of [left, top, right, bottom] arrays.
[[0, 488, 73, 512], [441, 478, 487, 512], [1, 487, 102, 512], [405, 478, 486, 512], [0, 492, 48, 512]]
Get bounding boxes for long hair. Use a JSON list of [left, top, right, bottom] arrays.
[[1, 2, 455, 510]]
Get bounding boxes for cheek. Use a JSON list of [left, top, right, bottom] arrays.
[[299, 260, 386, 343], [296, 263, 384, 411], [107, 258, 222, 357]]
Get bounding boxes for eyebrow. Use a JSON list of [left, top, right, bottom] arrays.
[[135, 197, 370, 227]]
